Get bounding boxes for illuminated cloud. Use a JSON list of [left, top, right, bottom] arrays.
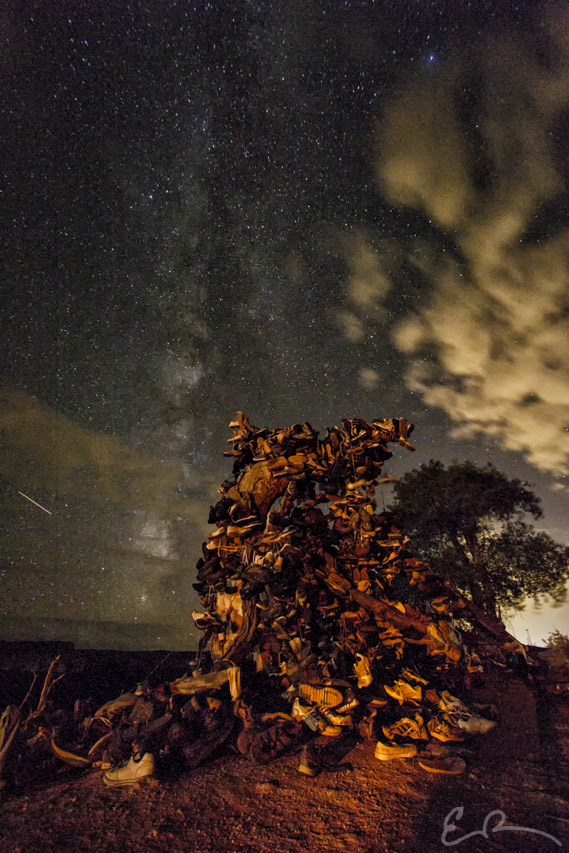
[[0, 390, 181, 503], [374, 11, 569, 477], [0, 391, 206, 632], [337, 232, 396, 343], [358, 368, 380, 390]]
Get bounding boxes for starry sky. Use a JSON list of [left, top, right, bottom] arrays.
[[2, 0, 569, 650]]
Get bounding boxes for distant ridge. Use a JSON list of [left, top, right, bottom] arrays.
[[0, 616, 197, 652]]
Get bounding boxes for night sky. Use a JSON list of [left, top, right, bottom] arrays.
[[2, 0, 569, 650]]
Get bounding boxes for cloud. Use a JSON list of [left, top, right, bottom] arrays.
[[373, 10, 569, 477], [336, 232, 398, 343], [0, 391, 207, 628], [358, 368, 380, 390], [0, 390, 181, 504]]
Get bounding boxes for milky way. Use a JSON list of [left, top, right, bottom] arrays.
[[1, 1, 568, 649]]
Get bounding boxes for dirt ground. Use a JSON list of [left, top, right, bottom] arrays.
[[1, 673, 569, 853]]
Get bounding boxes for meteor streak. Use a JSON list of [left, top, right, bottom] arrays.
[[18, 491, 52, 515]]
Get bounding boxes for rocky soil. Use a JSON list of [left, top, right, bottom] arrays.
[[1, 672, 569, 853]]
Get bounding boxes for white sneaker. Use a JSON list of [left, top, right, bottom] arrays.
[[453, 715, 496, 735], [103, 752, 155, 787]]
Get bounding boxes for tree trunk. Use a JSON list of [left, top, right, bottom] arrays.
[[464, 531, 498, 617]]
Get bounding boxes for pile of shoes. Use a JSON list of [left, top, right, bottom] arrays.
[[45, 413, 510, 785], [183, 413, 504, 776]]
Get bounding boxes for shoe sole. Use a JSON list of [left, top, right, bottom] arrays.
[[50, 739, 91, 768], [298, 684, 343, 709], [335, 698, 360, 713], [298, 763, 319, 776], [103, 773, 156, 787], [457, 721, 495, 735], [374, 744, 417, 761], [322, 713, 353, 726], [418, 757, 466, 775], [427, 729, 465, 742]]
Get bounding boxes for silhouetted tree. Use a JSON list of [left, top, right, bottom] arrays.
[[390, 460, 569, 616]]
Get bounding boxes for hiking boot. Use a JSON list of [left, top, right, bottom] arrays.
[[382, 714, 428, 741], [298, 683, 344, 709], [374, 740, 417, 761], [427, 717, 465, 742], [298, 743, 320, 777], [103, 752, 155, 787], [384, 680, 422, 705], [353, 654, 373, 688], [249, 720, 301, 764], [418, 755, 466, 775]]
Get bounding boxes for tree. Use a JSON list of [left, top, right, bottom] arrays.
[[545, 629, 569, 662], [389, 460, 569, 617]]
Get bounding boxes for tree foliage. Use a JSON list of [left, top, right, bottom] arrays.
[[545, 629, 569, 661], [389, 460, 569, 616]]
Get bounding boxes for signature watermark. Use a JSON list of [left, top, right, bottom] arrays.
[[442, 806, 562, 847]]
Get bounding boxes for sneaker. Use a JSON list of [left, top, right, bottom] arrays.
[[379, 598, 406, 614], [103, 753, 155, 787], [94, 692, 138, 721], [451, 714, 496, 735], [382, 714, 428, 741], [374, 740, 417, 761], [335, 688, 360, 713], [418, 755, 466, 775], [292, 698, 342, 737], [298, 743, 320, 777], [401, 668, 429, 686], [378, 626, 404, 642], [325, 572, 352, 594], [298, 683, 344, 709], [320, 707, 353, 727], [427, 717, 465, 742], [471, 702, 499, 720], [353, 654, 373, 688], [170, 668, 232, 695], [384, 680, 422, 705], [438, 691, 470, 716]]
